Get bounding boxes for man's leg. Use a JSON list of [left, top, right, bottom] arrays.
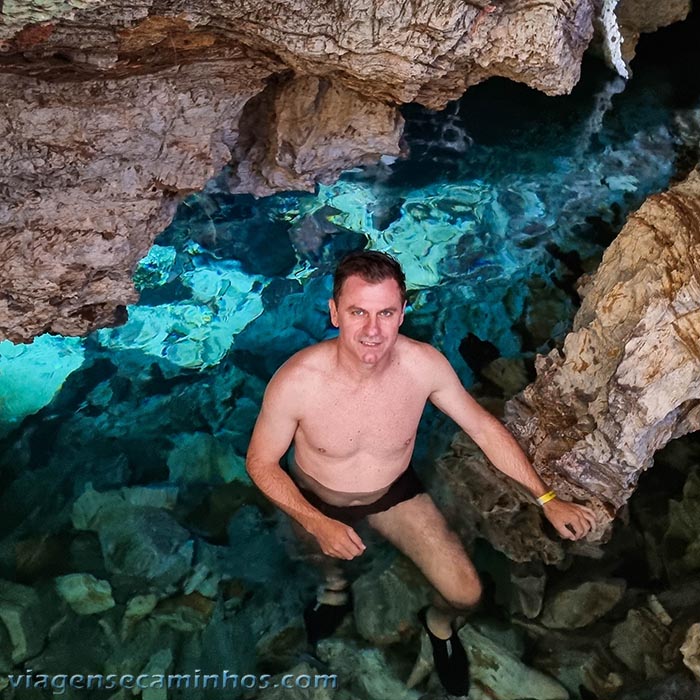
[[367, 492, 479, 695], [367, 492, 482, 618], [288, 519, 353, 644]]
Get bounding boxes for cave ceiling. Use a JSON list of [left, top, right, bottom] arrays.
[[0, 0, 692, 340]]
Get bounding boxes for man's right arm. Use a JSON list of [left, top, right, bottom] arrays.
[[245, 365, 365, 559]]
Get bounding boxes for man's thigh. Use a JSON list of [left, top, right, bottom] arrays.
[[366, 493, 481, 608]]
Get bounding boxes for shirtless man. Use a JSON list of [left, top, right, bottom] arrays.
[[246, 251, 595, 696]]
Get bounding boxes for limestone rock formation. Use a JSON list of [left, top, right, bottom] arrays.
[[0, 58, 273, 341], [616, 0, 693, 64], [440, 168, 700, 562], [508, 168, 700, 515], [0, 0, 689, 341]]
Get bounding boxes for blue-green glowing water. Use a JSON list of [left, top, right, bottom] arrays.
[[3, 57, 697, 447]]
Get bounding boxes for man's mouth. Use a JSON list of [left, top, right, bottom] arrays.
[[360, 340, 381, 346]]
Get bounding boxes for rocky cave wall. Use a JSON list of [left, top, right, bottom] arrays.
[[0, 0, 691, 341], [438, 167, 700, 564]]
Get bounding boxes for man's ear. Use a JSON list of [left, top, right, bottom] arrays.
[[399, 300, 407, 325], [329, 299, 339, 327]]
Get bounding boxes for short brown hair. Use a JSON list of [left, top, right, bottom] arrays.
[[333, 250, 406, 303]]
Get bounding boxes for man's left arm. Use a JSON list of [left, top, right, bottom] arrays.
[[426, 346, 596, 540]]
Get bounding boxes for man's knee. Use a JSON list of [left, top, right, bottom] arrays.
[[441, 570, 482, 611]]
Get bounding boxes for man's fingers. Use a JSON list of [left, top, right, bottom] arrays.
[[560, 523, 576, 540], [319, 524, 366, 559], [580, 507, 598, 528], [346, 526, 366, 553]]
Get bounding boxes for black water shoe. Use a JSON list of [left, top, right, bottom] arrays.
[[418, 606, 470, 697], [303, 589, 353, 646]]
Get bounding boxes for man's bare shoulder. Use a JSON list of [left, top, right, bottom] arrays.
[[395, 335, 456, 392], [270, 340, 336, 385], [396, 334, 448, 367]]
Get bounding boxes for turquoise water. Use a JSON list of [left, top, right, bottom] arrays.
[[1, 24, 700, 697], [2, 56, 694, 447]]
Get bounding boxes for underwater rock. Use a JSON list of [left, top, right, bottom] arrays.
[[245, 580, 309, 667], [167, 432, 248, 485], [120, 593, 158, 639], [55, 573, 115, 615], [0, 580, 49, 664], [618, 672, 700, 700], [177, 601, 257, 697], [72, 486, 193, 590], [353, 555, 431, 645], [29, 612, 114, 677], [539, 579, 626, 629], [663, 468, 700, 582], [610, 607, 672, 679], [138, 649, 173, 700], [190, 506, 289, 587], [509, 561, 547, 618], [459, 623, 570, 700], [0, 336, 85, 435], [316, 638, 420, 700], [289, 206, 368, 264], [529, 633, 625, 700], [681, 622, 700, 682]]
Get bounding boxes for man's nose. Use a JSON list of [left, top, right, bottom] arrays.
[[364, 314, 380, 334]]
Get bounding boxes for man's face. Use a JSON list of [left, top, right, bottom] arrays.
[[328, 274, 406, 366]]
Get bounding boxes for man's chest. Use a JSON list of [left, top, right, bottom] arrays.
[[298, 379, 428, 454]]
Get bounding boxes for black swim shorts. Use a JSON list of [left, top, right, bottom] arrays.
[[297, 464, 425, 526]]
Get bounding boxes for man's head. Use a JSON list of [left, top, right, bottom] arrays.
[[332, 251, 406, 305], [329, 250, 407, 367]]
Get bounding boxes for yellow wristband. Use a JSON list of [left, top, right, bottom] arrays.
[[536, 490, 557, 506]]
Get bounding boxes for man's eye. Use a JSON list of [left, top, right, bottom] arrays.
[[352, 309, 365, 316], [380, 310, 393, 317]]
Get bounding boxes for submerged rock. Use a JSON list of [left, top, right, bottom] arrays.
[[55, 573, 115, 615], [353, 555, 431, 645], [610, 608, 672, 679], [317, 638, 420, 700], [0, 580, 49, 664], [540, 579, 626, 629], [663, 468, 700, 581], [462, 624, 570, 700], [72, 486, 193, 590], [680, 622, 700, 682]]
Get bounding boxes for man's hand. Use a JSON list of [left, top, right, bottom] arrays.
[[542, 499, 597, 540], [309, 517, 366, 559]]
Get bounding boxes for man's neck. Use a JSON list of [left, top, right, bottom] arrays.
[[334, 342, 395, 382]]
